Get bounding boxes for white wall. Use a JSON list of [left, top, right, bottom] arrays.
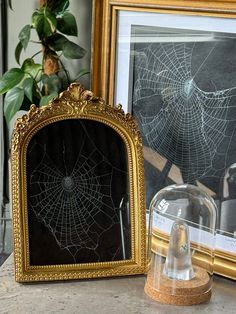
[[8, 0, 92, 88]]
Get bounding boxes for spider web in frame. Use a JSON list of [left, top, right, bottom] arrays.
[[27, 119, 130, 265], [130, 25, 236, 207]]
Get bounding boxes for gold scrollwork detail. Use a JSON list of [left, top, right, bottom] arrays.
[[11, 83, 142, 152]]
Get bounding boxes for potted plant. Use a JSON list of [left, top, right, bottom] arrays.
[[0, 0, 88, 125]]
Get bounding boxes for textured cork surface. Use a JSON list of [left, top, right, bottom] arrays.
[[145, 265, 211, 305], [145, 283, 211, 306], [145, 264, 211, 305]]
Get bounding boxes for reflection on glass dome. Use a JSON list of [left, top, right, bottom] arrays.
[[145, 184, 217, 305], [220, 164, 236, 235], [163, 220, 195, 281]]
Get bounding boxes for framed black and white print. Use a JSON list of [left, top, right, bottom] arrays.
[[92, 0, 236, 279]]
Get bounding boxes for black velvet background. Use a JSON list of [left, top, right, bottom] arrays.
[[27, 119, 131, 265]]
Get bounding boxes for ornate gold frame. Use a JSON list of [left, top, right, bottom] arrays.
[[11, 83, 146, 282], [92, 0, 236, 280]]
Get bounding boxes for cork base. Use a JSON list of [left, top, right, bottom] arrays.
[[144, 265, 211, 306]]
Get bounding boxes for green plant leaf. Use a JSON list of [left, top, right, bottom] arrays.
[[44, 6, 57, 31], [42, 74, 62, 94], [0, 68, 25, 95], [15, 41, 23, 65], [22, 77, 34, 102], [75, 69, 90, 79], [39, 92, 58, 107], [47, 33, 68, 51], [22, 59, 42, 79], [48, 34, 86, 59], [32, 8, 57, 39], [57, 12, 77, 36], [32, 11, 39, 27], [63, 41, 86, 59], [18, 24, 31, 50], [4, 87, 24, 124], [51, 0, 69, 14]]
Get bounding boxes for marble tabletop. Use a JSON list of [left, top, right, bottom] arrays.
[[0, 255, 235, 314]]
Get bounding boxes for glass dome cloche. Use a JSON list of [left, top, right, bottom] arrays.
[[145, 184, 217, 306]]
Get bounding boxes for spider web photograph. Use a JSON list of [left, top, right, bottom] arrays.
[[130, 25, 236, 236], [26, 119, 130, 265]]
